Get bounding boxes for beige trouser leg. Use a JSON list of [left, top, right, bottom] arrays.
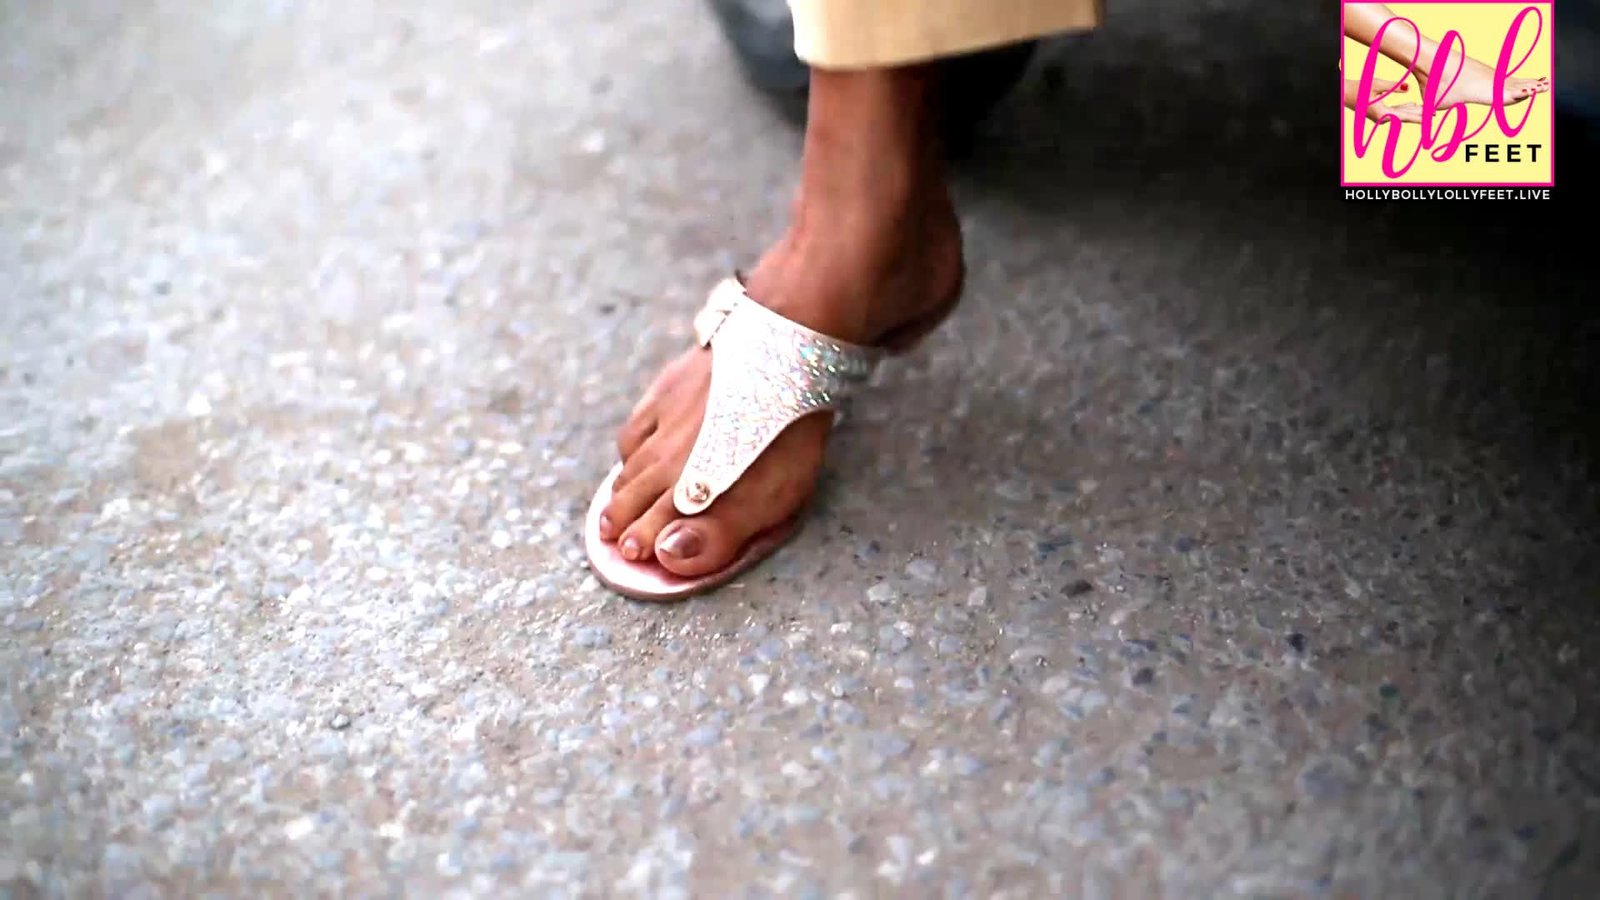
[[789, 0, 1104, 69]]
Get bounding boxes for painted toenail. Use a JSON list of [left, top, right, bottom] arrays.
[[659, 528, 702, 560], [621, 536, 642, 560]]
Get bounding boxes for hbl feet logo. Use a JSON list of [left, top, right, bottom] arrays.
[[1341, 1, 1554, 199]]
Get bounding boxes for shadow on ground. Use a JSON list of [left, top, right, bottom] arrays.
[[954, 9, 1594, 474]]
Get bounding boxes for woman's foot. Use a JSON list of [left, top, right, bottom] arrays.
[[1414, 47, 1549, 108], [1347, 78, 1423, 123], [596, 66, 964, 577]]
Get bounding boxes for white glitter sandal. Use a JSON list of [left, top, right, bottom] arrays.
[[585, 275, 948, 602]]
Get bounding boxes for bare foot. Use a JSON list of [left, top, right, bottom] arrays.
[[596, 66, 964, 577], [1415, 46, 1549, 108], [1347, 77, 1424, 124]]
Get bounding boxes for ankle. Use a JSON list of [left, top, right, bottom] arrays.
[[741, 63, 961, 344], [744, 191, 962, 345], [787, 178, 925, 256]]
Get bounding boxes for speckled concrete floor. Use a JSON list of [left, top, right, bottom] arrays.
[[3, 1, 1597, 897]]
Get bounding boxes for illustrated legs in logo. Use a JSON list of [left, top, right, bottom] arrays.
[[1345, 77, 1423, 123], [1346, 3, 1551, 108]]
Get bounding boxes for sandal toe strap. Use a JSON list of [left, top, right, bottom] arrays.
[[672, 278, 883, 516]]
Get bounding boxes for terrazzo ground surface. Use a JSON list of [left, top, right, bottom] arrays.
[[3, 1, 1597, 896]]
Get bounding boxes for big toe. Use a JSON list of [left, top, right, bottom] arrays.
[[652, 419, 827, 577]]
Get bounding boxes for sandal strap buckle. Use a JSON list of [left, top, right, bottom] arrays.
[[693, 277, 745, 347]]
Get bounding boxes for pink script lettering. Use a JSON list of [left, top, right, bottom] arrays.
[[1350, 7, 1544, 177]]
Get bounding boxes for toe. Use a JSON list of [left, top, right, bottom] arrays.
[[613, 441, 658, 491], [654, 421, 825, 577], [616, 412, 655, 463], [601, 462, 669, 541], [655, 512, 752, 578], [1509, 79, 1548, 102], [618, 492, 679, 563], [617, 371, 672, 462]]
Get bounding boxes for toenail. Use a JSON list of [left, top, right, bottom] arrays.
[[621, 536, 642, 560], [659, 528, 703, 560], [599, 514, 614, 537]]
